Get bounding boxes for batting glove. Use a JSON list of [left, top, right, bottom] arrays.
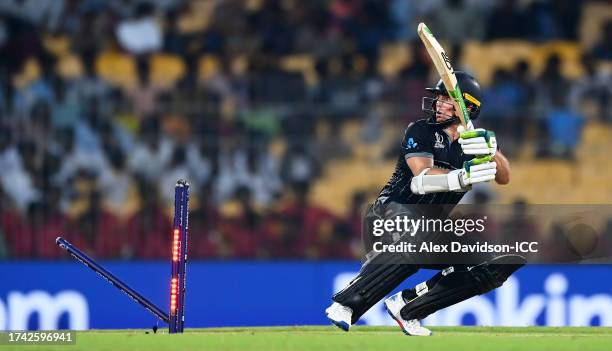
[[448, 156, 497, 191], [458, 128, 497, 157]]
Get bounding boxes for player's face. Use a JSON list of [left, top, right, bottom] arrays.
[[435, 95, 456, 122]]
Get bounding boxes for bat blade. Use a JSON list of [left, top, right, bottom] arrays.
[[417, 22, 472, 129]]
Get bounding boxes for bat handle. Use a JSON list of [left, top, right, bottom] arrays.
[[465, 120, 474, 131]]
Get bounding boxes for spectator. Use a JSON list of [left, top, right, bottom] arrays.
[[261, 210, 303, 258], [284, 182, 339, 259], [0, 187, 25, 258], [314, 220, 353, 259], [162, 8, 187, 55], [0, 139, 41, 211], [1, 135, 39, 212], [329, 0, 359, 37], [280, 144, 321, 187], [393, 39, 433, 123], [315, 55, 364, 123], [591, 19, 612, 60], [293, 6, 330, 54], [51, 77, 81, 128], [55, 126, 107, 184], [56, 0, 83, 36], [98, 146, 134, 213], [116, 2, 162, 55], [73, 54, 112, 105], [550, 0, 581, 41], [220, 186, 260, 258], [189, 184, 220, 258], [127, 180, 171, 259], [28, 101, 55, 149], [128, 117, 173, 183], [345, 190, 368, 258], [159, 145, 192, 204], [263, 182, 320, 258], [352, 0, 390, 61], [481, 68, 524, 150], [235, 146, 281, 207], [542, 90, 585, 159], [401, 39, 432, 81], [523, 1, 559, 42], [70, 189, 122, 258], [186, 139, 215, 189], [130, 58, 162, 118], [13, 202, 43, 258], [75, 97, 105, 152], [510, 60, 536, 142], [500, 198, 541, 255], [485, 0, 526, 40], [216, 143, 281, 207], [34, 188, 69, 259], [0, 0, 64, 31], [12, 54, 55, 118], [388, 0, 413, 41], [106, 88, 136, 152], [252, 0, 295, 56], [570, 53, 612, 122], [0, 15, 43, 73], [247, 54, 306, 105], [75, 6, 116, 62], [430, 0, 485, 44], [534, 53, 571, 118]]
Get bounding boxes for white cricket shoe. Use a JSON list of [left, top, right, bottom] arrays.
[[384, 292, 432, 336], [325, 302, 352, 331]]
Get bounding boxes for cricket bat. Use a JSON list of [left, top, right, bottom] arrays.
[[417, 22, 473, 130]]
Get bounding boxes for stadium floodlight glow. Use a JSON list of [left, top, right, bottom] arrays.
[[56, 179, 190, 334]]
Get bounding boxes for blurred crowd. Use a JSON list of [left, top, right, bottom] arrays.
[[0, 0, 610, 259]]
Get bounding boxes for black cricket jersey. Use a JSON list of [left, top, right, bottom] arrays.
[[377, 119, 473, 206]]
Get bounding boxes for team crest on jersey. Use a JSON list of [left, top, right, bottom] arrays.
[[434, 132, 445, 149], [406, 137, 418, 149]]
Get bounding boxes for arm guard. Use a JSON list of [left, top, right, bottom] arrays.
[[410, 168, 466, 195]]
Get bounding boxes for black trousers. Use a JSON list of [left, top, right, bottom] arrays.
[[333, 200, 505, 324]]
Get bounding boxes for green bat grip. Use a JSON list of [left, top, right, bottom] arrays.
[[464, 155, 493, 177]]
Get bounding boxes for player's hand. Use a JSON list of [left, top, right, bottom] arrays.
[[448, 156, 497, 190], [458, 128, 497, 157]]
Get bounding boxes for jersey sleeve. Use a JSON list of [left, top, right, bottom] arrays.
[[401, 122, 435, 159]]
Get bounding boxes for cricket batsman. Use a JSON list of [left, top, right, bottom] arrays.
[[325, 72, 525, 336]]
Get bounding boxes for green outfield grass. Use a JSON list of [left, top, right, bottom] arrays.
[[9, 326, 612, 351]]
